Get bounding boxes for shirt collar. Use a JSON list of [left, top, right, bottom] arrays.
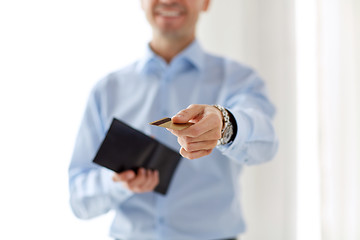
[[173, 39, 205, 71], [136, 39, 205, 74]]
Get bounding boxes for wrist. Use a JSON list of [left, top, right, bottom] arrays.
[[213, 105, 235, 145]]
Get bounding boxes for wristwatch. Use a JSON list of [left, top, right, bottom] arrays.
[[213, 104, 234, 145]]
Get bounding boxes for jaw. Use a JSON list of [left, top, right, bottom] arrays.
[[147, 2, 201, 43], [153, 8, 187, 33]]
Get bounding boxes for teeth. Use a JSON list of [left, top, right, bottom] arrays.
[[158, 11, 181, 17]]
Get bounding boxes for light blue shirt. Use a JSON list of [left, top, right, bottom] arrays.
[[69, 40, 278, 240]]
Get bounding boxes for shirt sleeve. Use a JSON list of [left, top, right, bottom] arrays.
[[216, 63, 279, 165], [68, 83, 134, 220]]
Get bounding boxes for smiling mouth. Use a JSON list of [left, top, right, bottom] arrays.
[[154, 4, 185, 18], [156, 10, 182, 17]]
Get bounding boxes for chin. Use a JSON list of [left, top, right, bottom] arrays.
[[158, 29, 186, 38]]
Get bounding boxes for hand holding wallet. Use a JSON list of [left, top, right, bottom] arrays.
[[93, 118, 181, 195]]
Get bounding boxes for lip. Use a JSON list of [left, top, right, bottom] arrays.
[[154, 5, 186, 18], [156, 10, 182, 17]]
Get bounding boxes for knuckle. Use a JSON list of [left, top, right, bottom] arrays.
[[180, 109, 190, 115], [188, 104, 196, 109], [184, 136, 193, 142], [180, 148, 189, 158], [177, 137, 184, 145], [183, 142, 193, 151]]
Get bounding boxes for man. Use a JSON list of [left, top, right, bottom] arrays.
[[68, 0, 278, 239]]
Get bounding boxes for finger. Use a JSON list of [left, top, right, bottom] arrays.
[[127, 168, 147, 191], [141, 170, 159, 191], [174, 114, 222, 138], [172, 104, 205, 124], [178, 128, 221, 144], [147, 170, 160, 191], [180, 147, 213, 160], [139, 170, 154, 191], [178, 139, 218, 152], [169, 104, 222, 138], [112, 170, 135, 182], [150, 170, 160, 189]]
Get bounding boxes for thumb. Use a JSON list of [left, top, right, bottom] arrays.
[[172, 104, 204, 123]]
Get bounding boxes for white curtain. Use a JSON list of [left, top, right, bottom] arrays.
[[319, 0, 360, 239], [199, 0, 360, 239], [198, 0, 297, 239]]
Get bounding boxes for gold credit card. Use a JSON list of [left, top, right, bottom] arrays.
[[149, 117, 194, 130]]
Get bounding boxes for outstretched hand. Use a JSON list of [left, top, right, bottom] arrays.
[[168, 104, 223, 159]]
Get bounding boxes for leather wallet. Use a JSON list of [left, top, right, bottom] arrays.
[[93, 118, 181, 195]]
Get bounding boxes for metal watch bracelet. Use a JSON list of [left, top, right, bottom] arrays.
[[213, 104, 233, 145]]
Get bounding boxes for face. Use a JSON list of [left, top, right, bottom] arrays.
[[141, 0, 210, 39]]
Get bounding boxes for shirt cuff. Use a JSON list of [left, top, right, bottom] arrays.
[[216, 108, 252, 161]]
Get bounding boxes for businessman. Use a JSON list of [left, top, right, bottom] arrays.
[[69, 0, 278, 239]]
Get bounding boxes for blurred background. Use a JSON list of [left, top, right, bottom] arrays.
[[0, 0, 359, 239]]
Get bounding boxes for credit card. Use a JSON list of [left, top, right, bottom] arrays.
[[149, 117, 194, 130]]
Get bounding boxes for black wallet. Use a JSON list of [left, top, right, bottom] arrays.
[[93, 118, 181, 195]]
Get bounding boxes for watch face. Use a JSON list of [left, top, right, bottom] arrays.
[[222, 125, 233, 144]]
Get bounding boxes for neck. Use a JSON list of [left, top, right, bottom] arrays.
[[150, 34, 195, 63]]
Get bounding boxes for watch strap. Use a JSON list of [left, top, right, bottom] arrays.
[[213, 104, 234, 145]]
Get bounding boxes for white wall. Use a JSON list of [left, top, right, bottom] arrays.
[[198, 0, 297, 239], [0, 1, 150, 239]]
